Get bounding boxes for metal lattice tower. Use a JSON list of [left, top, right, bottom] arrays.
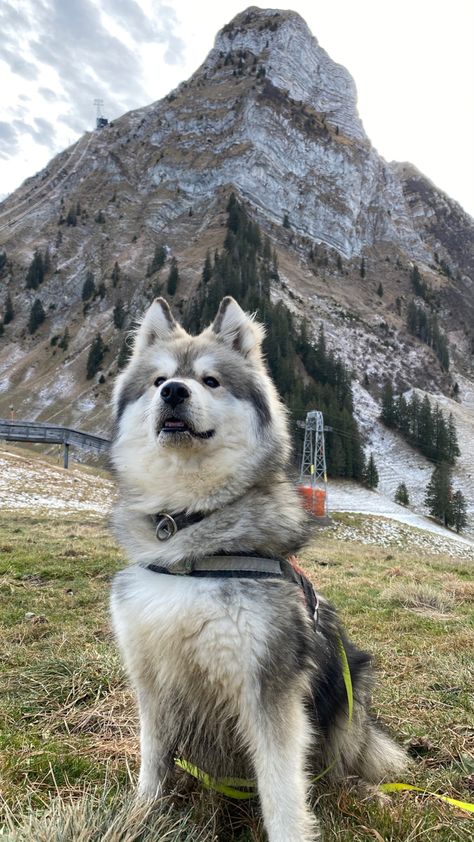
[[299, 411, 327, 487], [94, 98, 104, 119], [94, 99, 108, 130]]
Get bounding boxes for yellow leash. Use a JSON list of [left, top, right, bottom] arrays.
[[175, 634, 474, 814]]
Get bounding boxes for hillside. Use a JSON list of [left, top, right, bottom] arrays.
[[0, 6, 473, 528]]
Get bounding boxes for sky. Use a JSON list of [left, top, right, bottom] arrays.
[[0, 0, 473, 216]]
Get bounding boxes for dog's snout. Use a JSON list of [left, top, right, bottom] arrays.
[[161, 381, 190, 408]]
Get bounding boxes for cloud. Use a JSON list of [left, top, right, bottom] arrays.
[[1, 0, 185, 120], [39, 87, 58, 102], [11, 117, 56, 148], [0, 46, 38, 80], [0, 121, 19, 159], [0, 0, 186, 184]]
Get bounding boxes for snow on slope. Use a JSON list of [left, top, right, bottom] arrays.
[[352, 381, 474, 538], [0, 448, 114, 515]]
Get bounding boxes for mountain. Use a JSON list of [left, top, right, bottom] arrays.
[[0, 6, 473, 528]]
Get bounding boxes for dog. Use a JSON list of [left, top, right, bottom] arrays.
[[109, 296, 406, 842]]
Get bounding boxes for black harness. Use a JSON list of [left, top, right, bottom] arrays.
[[146, 510, 319, 625]]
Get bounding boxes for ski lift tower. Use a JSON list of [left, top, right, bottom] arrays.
[[94, 99, 108, 130], [298, 410, 328, 516]]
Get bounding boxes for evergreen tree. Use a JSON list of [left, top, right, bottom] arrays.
[[202, 250, 212, 284], [396, 393, 410, 437], [395, 482, 410, 506], [113, 299, 126, 329], [86, 333, 106, 379], [44, 246, 51, 274], [66, 206, 77, 226], [447, 413, 460, 464], [28, 298, 46, 334], [0, 251, 6, 273], [360, 258, 366, 278], [25, 250, 45, 289], [166, 257, 179, 295], [3, 293, 14, 325], [283, 213, 291, 229], [451, 490, 468, 533], [377, 282, 383, 297], [381, 381, 396, 427], [81, 271, 96, 302], [0, 321, 3, 337], [117, 336, 132, 369], [363, 453, 379, 488], [425, 463, 452, 526], [418, 395, 434, 458], [111, 261, 120, 287], [433, 403, 449, 462]]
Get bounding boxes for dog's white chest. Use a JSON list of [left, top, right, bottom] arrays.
[[111, 566, 268, 698]]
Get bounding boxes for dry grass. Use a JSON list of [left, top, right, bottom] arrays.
[[1, 508, 473, 840]]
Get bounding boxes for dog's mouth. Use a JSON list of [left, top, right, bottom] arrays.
[[159, 418, 215, 439]]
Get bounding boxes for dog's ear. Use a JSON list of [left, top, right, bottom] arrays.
[[133, 298, 184, 353], [211, 297, 265, 358]]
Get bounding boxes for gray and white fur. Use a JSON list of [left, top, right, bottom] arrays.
[[110, 296, 406, 842]]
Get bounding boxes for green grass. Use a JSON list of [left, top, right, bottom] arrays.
[[1, 510, 473, 840]]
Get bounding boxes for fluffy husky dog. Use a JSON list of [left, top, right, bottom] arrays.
[[110, 296, 405, 842]]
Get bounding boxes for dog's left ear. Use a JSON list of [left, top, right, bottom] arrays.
[[211, 297, 265, 358]]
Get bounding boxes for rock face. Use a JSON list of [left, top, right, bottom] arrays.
[[0, 6, 473, 528]]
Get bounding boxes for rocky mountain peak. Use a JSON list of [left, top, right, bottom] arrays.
[[203, 6, 365, 142]]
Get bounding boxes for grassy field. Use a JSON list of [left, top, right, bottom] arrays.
[[0, 509, 473, 841]]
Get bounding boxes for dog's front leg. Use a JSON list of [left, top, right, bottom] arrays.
[[243, 694, 320, 842], [136, 694, 175, 800]]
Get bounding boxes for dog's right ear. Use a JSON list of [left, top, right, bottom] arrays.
[[133, 298, 183, 354]]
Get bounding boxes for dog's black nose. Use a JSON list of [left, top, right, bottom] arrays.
[[161, 381, 190, 408]]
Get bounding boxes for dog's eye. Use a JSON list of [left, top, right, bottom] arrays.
[[203, 376, 220, 389], [154, 376, 167, 388]]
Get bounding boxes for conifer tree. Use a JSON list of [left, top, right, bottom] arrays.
[[113, 299, 126, 329], [0, 251, 6, 273], [425, 463, 452, 526], [117, 336, 132, 370], [396, 393, 410, 437], [381, 381, 396, 427], [82, 271, 96, 302], [395, 482, 410, 506], [66, 206, 77, 226], [202, 250, 212, 284], [3, 293, 14, 325], [25, 250, 45, 290], [28, 298, 46, 334], [418, 395, 434, 457], [111, 261, 120, 287], [166, 257, 179, 296], [447, 413, 460, 464], [363, 453, 379, 489], [377, 282, 383, 297], [451, 490, 468, 533], [86, 333, 106, 379], [44, 246, 51, 274]]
